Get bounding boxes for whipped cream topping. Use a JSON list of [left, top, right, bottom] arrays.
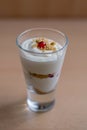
[[21, 37, 62, 62], [22, 37, 61, 53]]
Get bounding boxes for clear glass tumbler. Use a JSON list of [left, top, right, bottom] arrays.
[[16, 28, 69, 112]]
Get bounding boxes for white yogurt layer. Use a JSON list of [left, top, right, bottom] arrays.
[[20, 38, 64, 93]]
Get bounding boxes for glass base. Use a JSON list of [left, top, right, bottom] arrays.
[[27, 99, 55, 112]]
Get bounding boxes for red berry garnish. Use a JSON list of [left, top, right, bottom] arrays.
[[48, 74, 54, 78], [37, 41, 46, 49]]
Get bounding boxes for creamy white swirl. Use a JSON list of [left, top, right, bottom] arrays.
[[22, 37, 61, 53]]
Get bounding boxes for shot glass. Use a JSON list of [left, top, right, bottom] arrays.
[[16, 28, 69, 112]]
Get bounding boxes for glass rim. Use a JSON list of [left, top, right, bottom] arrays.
[[16, 28, 69, 54]]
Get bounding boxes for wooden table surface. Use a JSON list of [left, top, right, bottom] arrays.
[[0, 19, 87, 130]]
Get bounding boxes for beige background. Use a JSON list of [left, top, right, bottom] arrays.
[[0, 0, 87, 18], [0, 19, 87, 130]]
